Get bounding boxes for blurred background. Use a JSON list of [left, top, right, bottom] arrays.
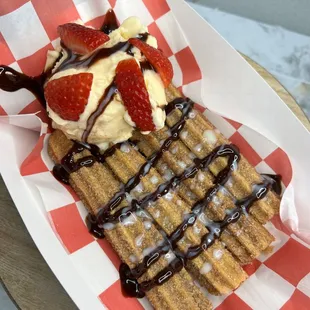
[[187, 0, 310, 118]]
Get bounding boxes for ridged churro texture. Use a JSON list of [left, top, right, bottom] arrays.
[[48, 129, 212, 310], [130, 86, 280, 266], [48, 84, 280, 309]]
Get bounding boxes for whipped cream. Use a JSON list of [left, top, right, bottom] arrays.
[[45, 17, 167, 149]]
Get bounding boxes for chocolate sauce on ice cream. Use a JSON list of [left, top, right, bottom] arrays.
[[0, 10, 150, 112], [101, 9, 119, 34]]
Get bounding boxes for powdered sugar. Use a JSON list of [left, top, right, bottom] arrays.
[[203, 130, 217, 145], [165, 251, 176, 264], [198, 171, 205, 182], [150, 175, 159, 185], [143, 221, 152, 230], [194, 144, 203, 152], [213, 249, 223, 260], [171, 145, 178, 154], [102, 222, 115, 231], [200, 262, 212, 274], [177, 161, 187, 169], [135, 234, 144, 247], [164, 191, 174, 201], [120, 143, 130, 153], [180, 131, 188, 139]]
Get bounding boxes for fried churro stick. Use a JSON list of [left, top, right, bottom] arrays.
[[48, 130, 212, 310]]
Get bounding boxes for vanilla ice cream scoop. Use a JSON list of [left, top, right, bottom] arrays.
[[45, 16, 169, 150]]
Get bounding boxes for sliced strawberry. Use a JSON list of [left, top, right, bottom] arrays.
[[129, 38, 173, 87], [45, 73, 93, 121], [115, 59, 155, 131], [58, 23, 110, 55]]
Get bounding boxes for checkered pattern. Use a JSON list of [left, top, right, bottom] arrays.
[[1, 1, 309, 309]]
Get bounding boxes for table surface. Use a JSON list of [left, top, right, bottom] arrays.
[[0, 57, 309, 310]]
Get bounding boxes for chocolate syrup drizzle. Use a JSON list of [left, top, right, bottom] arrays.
[[0, 66, 46, 106], [119, 175, 279, 297], [53, 141, 121, 184], [0, 10, 282, 299], [101, 9, 119, 34], [95, 98, 194, 222], [53, 97, 281, 298], [81, 82, 117, 142]]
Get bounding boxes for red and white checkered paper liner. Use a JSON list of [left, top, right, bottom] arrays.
[[1, 0, 309, 309]]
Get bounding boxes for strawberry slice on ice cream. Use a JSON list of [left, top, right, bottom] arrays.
[[115, 59, 155, 131], [129, 38, 173, 87], [45, 73, 93, 121], [58, 23, 110, 55]]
